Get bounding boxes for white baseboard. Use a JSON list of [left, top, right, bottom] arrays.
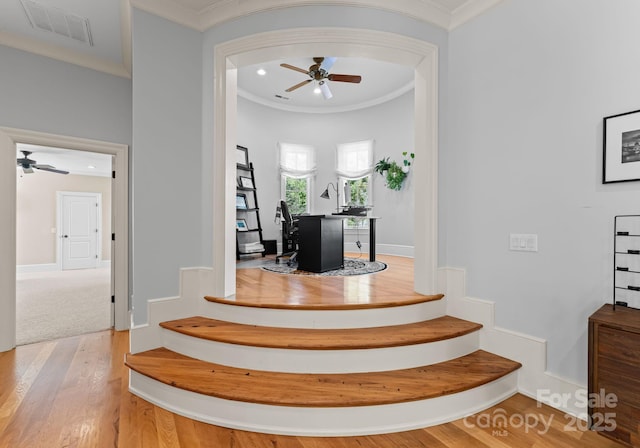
[[16, 263, 58, 273], [344, 243, 414, 258], [17, 260, 111, 273], [437, 267, 586, 419]]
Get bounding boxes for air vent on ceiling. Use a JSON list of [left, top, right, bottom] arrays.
[[20, 0, 93, 46]]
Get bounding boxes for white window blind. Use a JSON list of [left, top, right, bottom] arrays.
[[279, 142, 316, 178], [336, 140, 374, 178]]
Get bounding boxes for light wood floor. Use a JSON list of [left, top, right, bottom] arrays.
[[224, 254, 441, 309], [0, 330, 620, 447]]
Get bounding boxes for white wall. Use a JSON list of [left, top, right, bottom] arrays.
[[237, 92, 415, 248], [445, 0, 640, 384], [131, 10, 203, 324]]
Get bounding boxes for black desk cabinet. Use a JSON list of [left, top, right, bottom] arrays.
[[297, 216, 343, 273]]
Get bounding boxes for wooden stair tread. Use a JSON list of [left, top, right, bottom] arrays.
[[159, 315, 482, 350], [204, 293, 444, 310], [125, 349, 521, 407]]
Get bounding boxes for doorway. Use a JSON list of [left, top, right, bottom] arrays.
[[0, 128, 129, 352]]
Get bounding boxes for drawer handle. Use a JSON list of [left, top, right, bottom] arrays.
[[628, 250, 640, 255], [628, 285, 640, 291], [618, 231, 630, 236], [617, 267, 630, 271]]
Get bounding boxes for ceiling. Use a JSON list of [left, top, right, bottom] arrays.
[[2, 0, 501, 161], [16, 144, 112, 178]]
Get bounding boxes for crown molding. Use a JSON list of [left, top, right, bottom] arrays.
[[449, 0, 504, 30], [237, 80, 414, 114], [0, 30, 130, 78], [130, 0, 504, 32]]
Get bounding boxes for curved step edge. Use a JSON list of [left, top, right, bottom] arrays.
[[161, 327, 480, 373], [129, 370, 519, 436], [198, 298, 447, 329], [159, 315, 482, 350]]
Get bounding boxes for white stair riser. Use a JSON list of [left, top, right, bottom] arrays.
[[161, 328, 480, 373], [130, 371, 518, 437], [199, 299, 446, 329]]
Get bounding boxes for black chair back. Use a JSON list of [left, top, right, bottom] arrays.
[[280, 200, 297, 235]]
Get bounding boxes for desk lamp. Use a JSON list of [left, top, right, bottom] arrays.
[[320, 182, 340, 213]]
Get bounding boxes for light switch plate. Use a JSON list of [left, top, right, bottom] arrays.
[[510, 233, 538, 252]]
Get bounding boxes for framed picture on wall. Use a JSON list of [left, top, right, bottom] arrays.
[[604, 109, 640, 183], [236, 145, 249, 168]]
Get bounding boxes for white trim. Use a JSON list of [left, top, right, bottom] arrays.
[[0, 127, 129, 352], [130, 0, 504, 32], [161, 327, 479, 373], [211, 27, 439, 299], [16, 263, 59, 274], [129, 370, 517, 436], [238, 80, 414, 114], [438, 267, 588, 419], [344, 242, 414, 258], [0, 30, 130, 79]]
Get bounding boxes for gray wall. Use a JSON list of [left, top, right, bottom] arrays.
[[445, 0, 640, 384], [0, 44, 131, 145], [237, 92, 415, 248], [131, 10, 203, 324]]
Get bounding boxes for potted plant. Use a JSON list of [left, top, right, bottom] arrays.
[[374, 153, 415, 191]]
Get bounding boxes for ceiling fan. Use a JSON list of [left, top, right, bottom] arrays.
[[16, 150, 69, 175], [280, 57, 362, 99]]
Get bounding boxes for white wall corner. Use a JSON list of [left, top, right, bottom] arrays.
[[438, 267, 587, 419], [130, 266, 214, 353]]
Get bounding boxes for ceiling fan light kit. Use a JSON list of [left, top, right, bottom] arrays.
[[280, 57, 362, 100]]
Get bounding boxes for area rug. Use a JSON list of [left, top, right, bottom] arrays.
[[262, 257, 387, 276]]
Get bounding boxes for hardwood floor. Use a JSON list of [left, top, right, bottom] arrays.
[[219, 254, 443, 309], [0, 330, 621, 447]]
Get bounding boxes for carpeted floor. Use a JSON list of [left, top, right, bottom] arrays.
[[16, 268, 111, 345]]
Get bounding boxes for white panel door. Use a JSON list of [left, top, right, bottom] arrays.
[[61, 193, 99, 270]]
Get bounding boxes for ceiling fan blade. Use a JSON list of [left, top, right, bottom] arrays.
[[22, 167, 34, 174], [33, 164, 69, 175], [319, 57, 337, 72], [285, 79, 312, 92], [280, 63, 309, 75], [328, 74, 362, 83]]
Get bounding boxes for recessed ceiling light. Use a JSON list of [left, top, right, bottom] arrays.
[[313, 86, 321, 95], [256, 68, 266, 76], [88, 165, 95, 169]]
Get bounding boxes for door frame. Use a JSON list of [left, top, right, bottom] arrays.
[[56, 191, 102, 270], [0, 127, 129, 351], [211, 28, 439, 298]]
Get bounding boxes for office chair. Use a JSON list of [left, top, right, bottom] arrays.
[[275, 200, 299, 266]]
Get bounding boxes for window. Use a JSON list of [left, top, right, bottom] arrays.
[[279, 142, 316, 215], [336, 140, 374, 228]]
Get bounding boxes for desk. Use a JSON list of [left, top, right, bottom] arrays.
[[297, 215, 379, 272], [328, 215, 379, 262], [297, 216, 344, 273]]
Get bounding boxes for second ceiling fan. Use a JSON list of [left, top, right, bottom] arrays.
[[280, 57, 362, 99]]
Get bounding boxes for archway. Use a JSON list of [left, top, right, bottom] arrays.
[[210, 28, 438, 297]]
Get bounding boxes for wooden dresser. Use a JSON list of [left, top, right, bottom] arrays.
[[589, 304, 640, 446]]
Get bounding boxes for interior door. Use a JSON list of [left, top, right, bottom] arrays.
[[60, 193, 100, 270]]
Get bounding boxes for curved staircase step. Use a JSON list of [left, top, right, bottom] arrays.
[[159, 315, 482, 350], [204, 293, 444, 310], [125, 348, 521, 407]]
